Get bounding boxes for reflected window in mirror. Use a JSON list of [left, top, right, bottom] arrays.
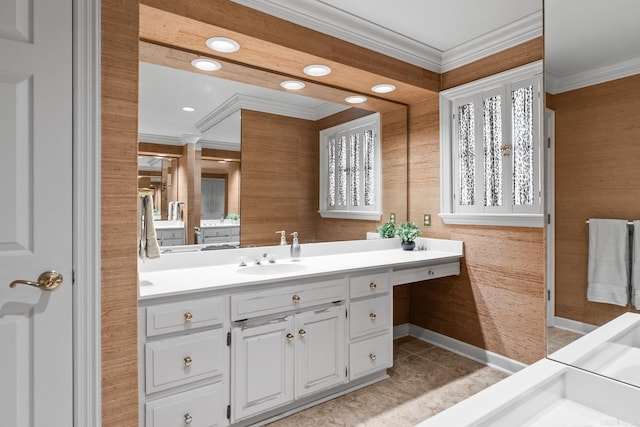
[[319, 113, 382, 220]]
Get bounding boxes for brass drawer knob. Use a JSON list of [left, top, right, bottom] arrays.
[[183, 356, 192, 368], [369, 282, 377, 290], [286, 333, 294, 342], [292, 294, 301, 303], [369, 353, 377, 362], [299, 329, 306, 337], [184, 312, 193, 322], [184, 412, 193, 424], [369, 312, 377, 321]]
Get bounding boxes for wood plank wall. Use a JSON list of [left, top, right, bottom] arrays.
[[240, 111, 319, 246], [551, 74, 640, 326], [101, 0, 139, 425], [404, 40, 546, 365]]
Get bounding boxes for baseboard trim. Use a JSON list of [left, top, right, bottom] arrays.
[[553, 316, 598, 334], [393, 323, 527, 375]]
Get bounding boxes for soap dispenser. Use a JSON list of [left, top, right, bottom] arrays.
[[290, 232, 301, 261], [276, 230, 287, 245]]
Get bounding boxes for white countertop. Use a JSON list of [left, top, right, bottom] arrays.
[[153, 220, 184, 230], [138, 237, 463, 300]]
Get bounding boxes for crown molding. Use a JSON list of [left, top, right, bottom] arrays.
[[441, 11, 542, 73], [231, 0, 442, 71], [195, 93, 349, 134], [200, 140, 241, 152], [546, 55, 640, 94], [138, 133, 182, 145], [232, 0, 541, 73]]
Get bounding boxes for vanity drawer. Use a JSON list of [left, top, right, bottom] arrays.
[[231, 278, 347, 321], [145, 383, 228, 427], [349, 294, 391, 339], [349, 271, 391, 299], [202, 227, 232, 238], [349, 332, 392, 381], [146, 296, 226, 337], [145, 329, 227, 394], [158, 237, 185, 247], [392, 262, 460, 286]]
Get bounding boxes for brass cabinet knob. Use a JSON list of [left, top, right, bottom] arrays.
[[286, 333, 294, 342], [292, 294, 301, 303], [428, 270, 435, 276], [10, 270, 63, 291], [369, 282, 377, 290], [369, 312, 377, 321], [184, 312, 193, 322], [183, 356, 192, 367], [298, 329, 306, 337], [369, 353, 377, 362], [184, 412, 193, 424]]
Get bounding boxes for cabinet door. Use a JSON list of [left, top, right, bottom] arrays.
[[232, 317, 294, 421], [295, 306, 346, 399]]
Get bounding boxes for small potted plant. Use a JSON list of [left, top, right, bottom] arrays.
[[377, 221, 396, 238], [226, 212, 240, 223], [396, 221, 421, 250]]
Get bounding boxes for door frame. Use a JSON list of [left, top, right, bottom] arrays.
[[73, 0, 101, 425], [545, 108, 556, 326]]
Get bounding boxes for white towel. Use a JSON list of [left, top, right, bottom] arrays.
[[587, 219, 629, 306], [138, 195, 161, 261], [632, 221, 640, 309]]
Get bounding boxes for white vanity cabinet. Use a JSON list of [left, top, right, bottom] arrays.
[[156, 227, 186, 246], [347, 270, 393, 381], [139, 296, 230, 427], [202, 225, 239, 244], [230, 278, 347, 422]]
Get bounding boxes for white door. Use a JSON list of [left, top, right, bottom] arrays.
[[0, 0, 73, 426], [232, 317, 294, 421], [295, 306, 346, 399]]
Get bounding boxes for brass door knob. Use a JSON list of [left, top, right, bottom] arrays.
[[184, 312, 193, 322], [183, 356, 192, 367], [369, 353, 377, 361], [369, 312, 377, 320], [9, 271, 63, 291], [292, 294, 301, 303], [369, 282, 377, 290], [286, 333, 294, 342]]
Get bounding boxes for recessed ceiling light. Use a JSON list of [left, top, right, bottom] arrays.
[[345, 95, 367, 104], [371, 84, 396, 94], [205, 37, 240, 53], [303, 64, 331, 77], [182, 106, 195, 112], [280, 80, 306, 90], [191, 58, 222, 71]]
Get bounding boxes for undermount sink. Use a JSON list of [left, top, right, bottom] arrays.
[[237, 263, 307, 275]]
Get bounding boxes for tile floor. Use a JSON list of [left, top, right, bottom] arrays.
[[266, 336, 510, 427], [546, 326, 583, 355]]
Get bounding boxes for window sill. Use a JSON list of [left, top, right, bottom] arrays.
[[439, 213, 544, 228], [318, 210, 382, 221]]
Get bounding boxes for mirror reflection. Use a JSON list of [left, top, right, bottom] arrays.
[[138, 58, 406, 249], [545, 0, 640, 385]]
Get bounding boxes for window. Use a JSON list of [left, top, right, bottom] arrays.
[[319, 113, 382, 220], [439, 61, 543, 227]]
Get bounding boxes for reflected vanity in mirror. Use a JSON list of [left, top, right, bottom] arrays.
[[545, 0, 640, 386]]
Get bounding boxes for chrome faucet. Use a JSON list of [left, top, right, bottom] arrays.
[[255, 253, 268, 265]]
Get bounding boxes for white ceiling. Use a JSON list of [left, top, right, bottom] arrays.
[[545, 0, 640, 93], [140, 0, 640, 147]]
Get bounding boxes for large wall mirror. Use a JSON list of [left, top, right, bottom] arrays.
[[137, 35, 409, 250], [545, 0, 640, 384]]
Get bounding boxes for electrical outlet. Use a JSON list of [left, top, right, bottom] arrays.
[[424, 214, 431, 227], [390, 213, 396, 224]]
